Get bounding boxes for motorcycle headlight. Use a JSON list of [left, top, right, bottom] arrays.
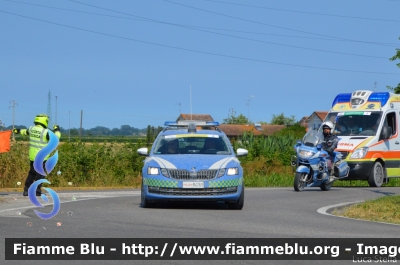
[[298, 150, 315, 158], [350, 147, 369, 159]]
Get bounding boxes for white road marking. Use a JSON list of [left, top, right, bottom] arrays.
[[317, 200, 400, 226]]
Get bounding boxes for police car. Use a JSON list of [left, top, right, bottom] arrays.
[[137, 121, 248, 209]]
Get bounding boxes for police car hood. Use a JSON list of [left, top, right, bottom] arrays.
[[146, 155, 240, 170]]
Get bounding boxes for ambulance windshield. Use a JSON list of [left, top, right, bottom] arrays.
[[324, 112, 383, 136]]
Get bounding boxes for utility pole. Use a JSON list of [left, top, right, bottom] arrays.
[[55, 95, 58, 125], [0, 119, 4, 131], [47, 91, 52, 126], [69, 111, 71, 142], [246, 95, 255, 124], [228, 108, 236, 124], [9, 100, 18, 140], [79, 110, 83, 139]]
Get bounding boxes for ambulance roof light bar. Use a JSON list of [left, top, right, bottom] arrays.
[[332, 91, 391, 108], [368, 92, 390, 107], [350, 90, 373, 108], [331, 93, 351, 108]]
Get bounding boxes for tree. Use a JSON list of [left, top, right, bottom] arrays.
[[273, 123, 306, 139], [223, 113, 250, 124], [69, 129, 79, 136], [387, 37, 400, 94], [270, 113, 296, 126]]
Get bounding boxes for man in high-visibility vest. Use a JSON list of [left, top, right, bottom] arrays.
[[13, 114, 61, 196]]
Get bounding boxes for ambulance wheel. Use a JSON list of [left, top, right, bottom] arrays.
[[368, 162, 384, 187]]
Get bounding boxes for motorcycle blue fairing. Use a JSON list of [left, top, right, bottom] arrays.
[[291, 129, 349, 191]]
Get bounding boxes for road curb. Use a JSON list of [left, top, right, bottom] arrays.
[[317, 201, 400, 226]]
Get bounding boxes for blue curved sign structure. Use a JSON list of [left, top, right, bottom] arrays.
[[30, 130, 60, 220], [33, 130, 59, 176], [28, 179, 60, 220]]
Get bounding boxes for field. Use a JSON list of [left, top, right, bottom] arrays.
[[2, 131, 400, 189]]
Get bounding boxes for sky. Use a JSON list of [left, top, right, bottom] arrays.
[[1, 0, 400, 130]]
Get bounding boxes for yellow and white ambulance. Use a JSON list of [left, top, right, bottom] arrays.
[[323, 90, 400, 187]]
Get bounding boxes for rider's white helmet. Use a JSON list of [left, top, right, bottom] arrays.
[[322, 121, 334, 130]]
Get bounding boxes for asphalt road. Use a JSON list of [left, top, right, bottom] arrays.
[[1, 186, 400, 265]]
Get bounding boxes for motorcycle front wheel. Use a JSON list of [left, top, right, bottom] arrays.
[[294, 172, 307, 192], [320, 181, 333, 191]]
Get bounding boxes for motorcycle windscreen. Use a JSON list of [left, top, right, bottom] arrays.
[[302, 129, 324, 147]]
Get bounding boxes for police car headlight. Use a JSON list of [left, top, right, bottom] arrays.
[[161, 168, 169, 177], [147, 167, 159, 175], [350, 147, 369, 159], [217, 168, 238, 177], [298, 150, 315, 158], [217, 169, 226, 178], [227, 168, 239, 175]]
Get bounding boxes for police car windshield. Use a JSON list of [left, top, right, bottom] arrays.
[[325, 112, 383, 136], [153, 135, 231, 155]]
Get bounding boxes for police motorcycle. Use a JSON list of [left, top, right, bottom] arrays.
[[291, 129, 349, 191]]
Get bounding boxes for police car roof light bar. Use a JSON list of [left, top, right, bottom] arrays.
[[205, 121, 219, 126]]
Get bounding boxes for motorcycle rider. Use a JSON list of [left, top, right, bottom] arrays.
[[13, 114, 61, 196], [321, 121, 338, 176]]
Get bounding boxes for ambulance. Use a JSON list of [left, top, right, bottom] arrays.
[[323, 90, 400, 187]]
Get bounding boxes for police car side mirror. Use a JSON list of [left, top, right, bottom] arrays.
[[236, 148, 248, 157], [137, 147, 149, 156], [381, 126, 392, 140]]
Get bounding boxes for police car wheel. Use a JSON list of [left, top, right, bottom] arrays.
[[228, 185, 244, 210], [141, 181, 155, 208], [368, 162, 384, 187]]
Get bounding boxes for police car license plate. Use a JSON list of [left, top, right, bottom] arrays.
[[183, 182, 204, 189]]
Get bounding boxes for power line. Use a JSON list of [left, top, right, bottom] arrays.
[[201, 0, 400, 23], [65, 0, 394, 59], [4, 0, 398, 47], [1, 10, 399, 75], [72, 0, 399, 47], [160, 0, 372, 41], [64, 0, 388, 59]]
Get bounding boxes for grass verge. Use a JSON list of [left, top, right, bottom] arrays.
[[332, 195, 400, 225]]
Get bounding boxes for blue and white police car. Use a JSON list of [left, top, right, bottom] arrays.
[[137, 121, 248, 209]]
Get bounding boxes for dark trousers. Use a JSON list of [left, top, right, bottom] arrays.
[[24, 161, 46, 193]]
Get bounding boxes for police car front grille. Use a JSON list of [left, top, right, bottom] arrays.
[[168, 169, 218, 180], [148, 186, 237, 196]]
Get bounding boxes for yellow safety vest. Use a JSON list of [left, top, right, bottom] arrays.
[[20, 125, 61, 161], [28, 125, 49, 161]]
